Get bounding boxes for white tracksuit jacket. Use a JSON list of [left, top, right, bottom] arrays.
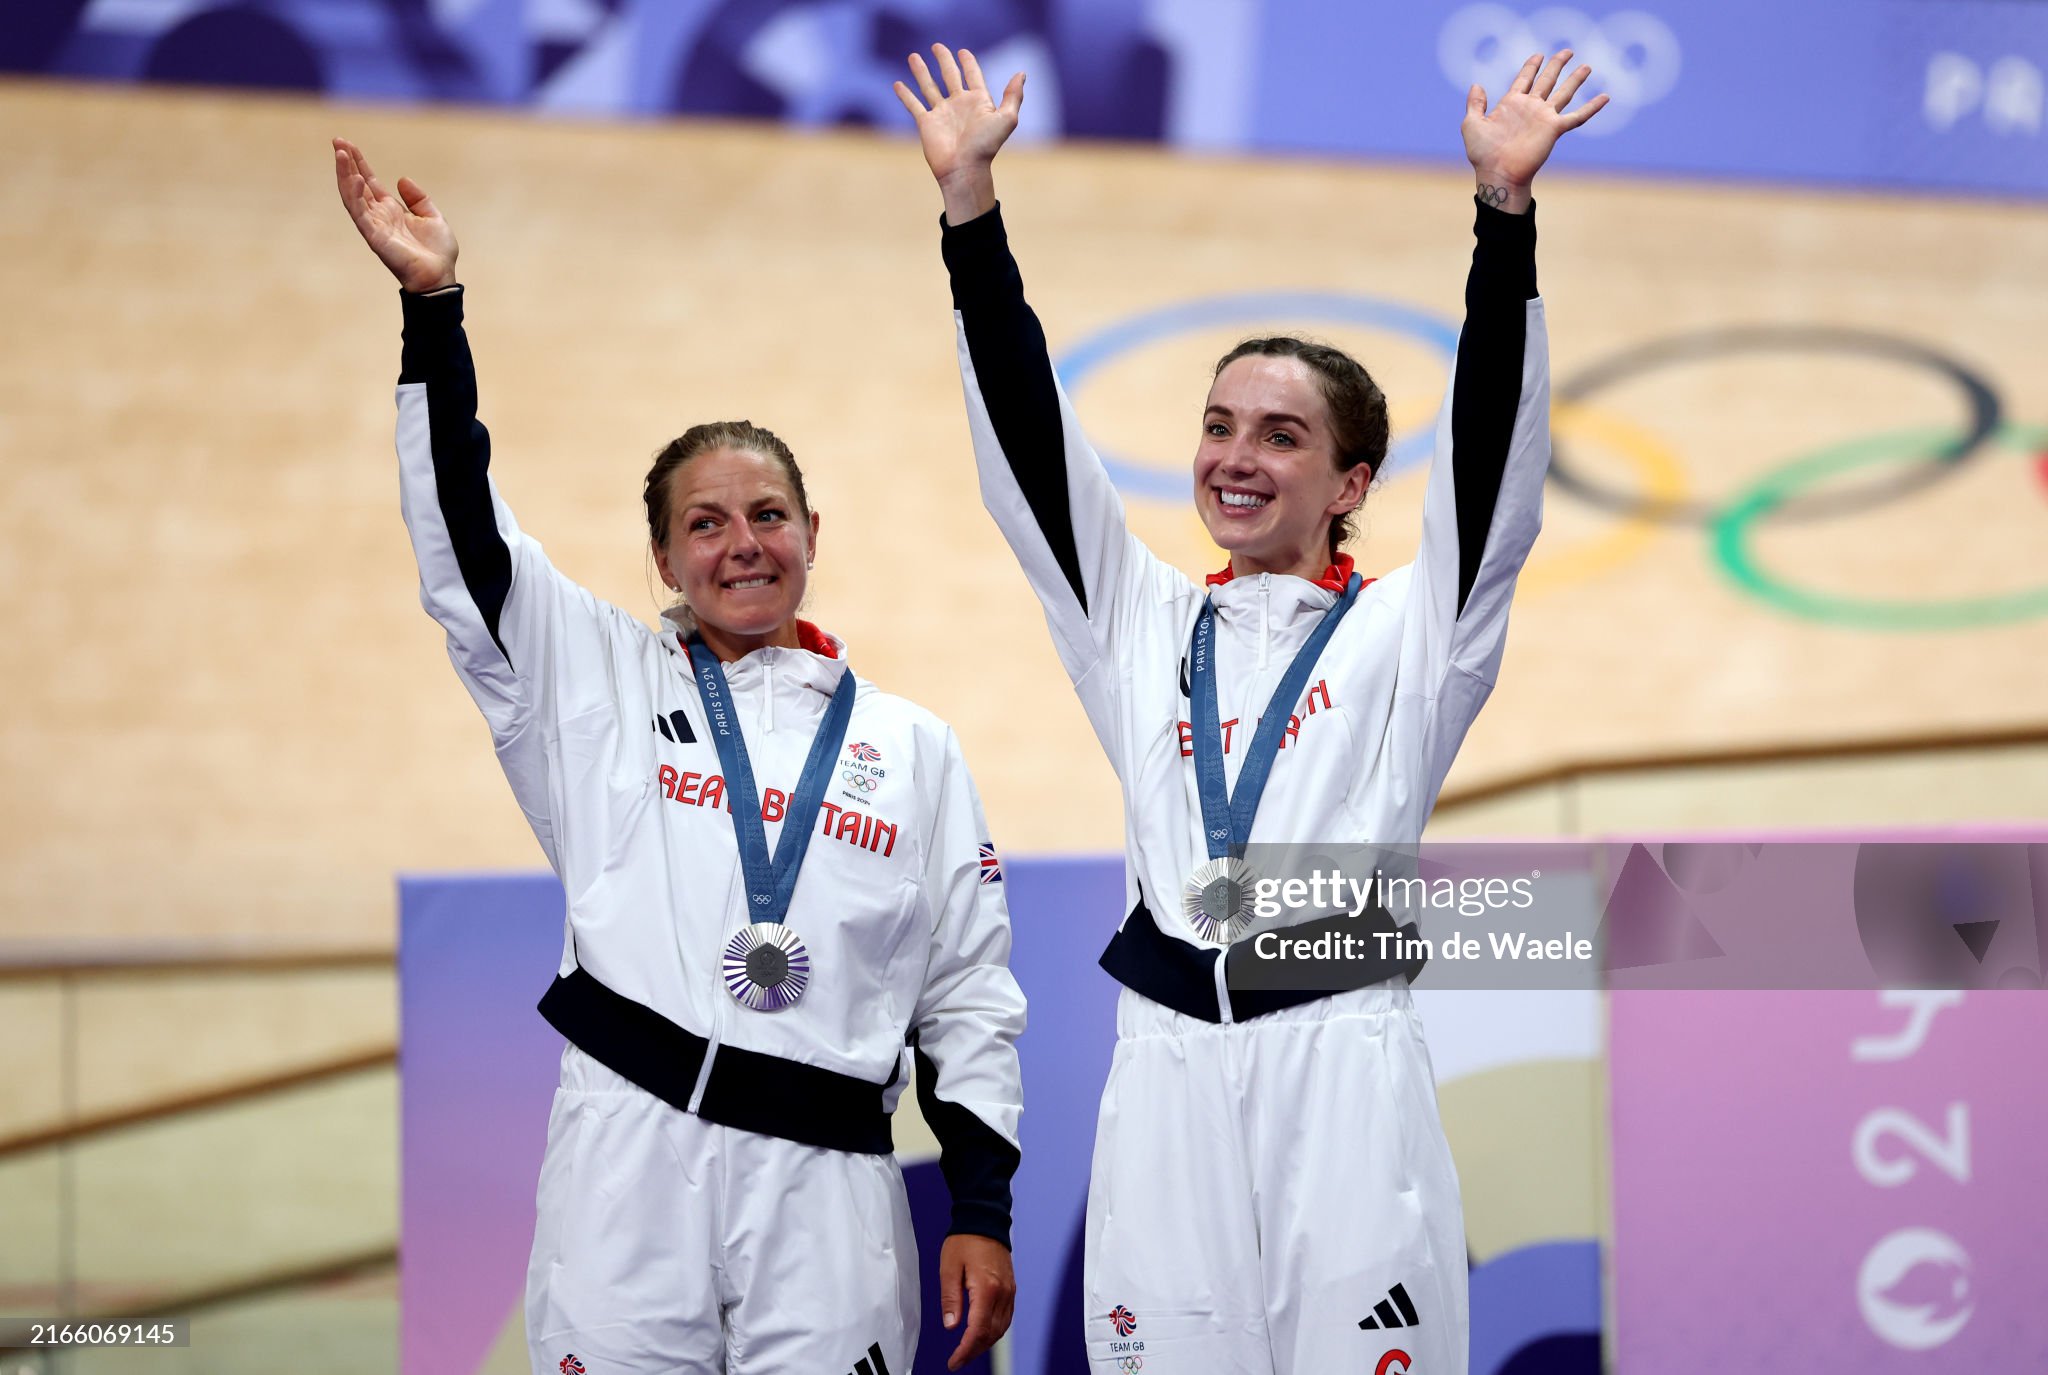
[[941, 201, 1548, 1021], [939, 198, 1545, 1375], [392, 286, 1025, 1243]]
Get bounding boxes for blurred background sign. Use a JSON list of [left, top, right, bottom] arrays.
[[7, 0, 2044, 195]]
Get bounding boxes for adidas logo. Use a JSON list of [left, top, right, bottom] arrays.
[[1357, 1281, 1420, 1331], [652, 709, 697, 744], [845, 1341, 892, 1375]]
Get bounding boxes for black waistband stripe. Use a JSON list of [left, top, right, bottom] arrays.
[[538, 968, 895, 1155]]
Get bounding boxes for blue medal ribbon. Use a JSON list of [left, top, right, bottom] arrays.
[[1189, 574, 1362, 860], [687, 635, 857, 926]]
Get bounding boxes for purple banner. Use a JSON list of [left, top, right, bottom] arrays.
[[399, 874, 568, 1375], [1249, 0, 2048, 197], [1612, 988, 2048, 1368]]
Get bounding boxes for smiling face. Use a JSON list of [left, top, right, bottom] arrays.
[[1195, 354, 1372, 580], [652, 446, 819, 655]]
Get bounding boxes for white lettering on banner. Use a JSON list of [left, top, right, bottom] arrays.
[[1986, 57, 2045, 133], [1926, 52, 1984, 130], [1856, 1227, 1976, 1352], [1925, 52, 2043, 134], [1850, 995, 1975, 1352], [1849, 989, 1961, 1062], [1438, 4, 1681, 134], [1853, 1104, 1971, 1188]]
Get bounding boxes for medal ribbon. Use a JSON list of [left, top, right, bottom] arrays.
[[1189, 574, 1362, 860], [687, 636, 856, 925]]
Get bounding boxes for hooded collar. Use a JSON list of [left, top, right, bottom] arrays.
[[1204, 551, 1363, 594], [660, 605, 842, 657], [659, 605, 850, 704], [793, 619, 840, 659]]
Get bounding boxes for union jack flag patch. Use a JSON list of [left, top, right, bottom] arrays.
[[979, 842, 1004, 885], [847, 741, 881, 763]]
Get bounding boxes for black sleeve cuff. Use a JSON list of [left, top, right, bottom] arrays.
[[912, 1043, 1020, 1250], [939, 202, 1020, 314], [1469, 199, 1539, 304], [947, 1200, 1017, 1250], [398, 284, 467, 384]]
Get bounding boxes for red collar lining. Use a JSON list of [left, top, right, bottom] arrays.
[[795, 620, 840, 660], [1204, 552, 1363, 594], [677, 619, 842, 661]]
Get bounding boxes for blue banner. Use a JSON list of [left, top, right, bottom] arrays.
[[10, 2, 2039, 193], [1246, 1, 2048, 196]]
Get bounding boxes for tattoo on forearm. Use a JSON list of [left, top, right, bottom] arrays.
[[1476, 183, 1512, 208]]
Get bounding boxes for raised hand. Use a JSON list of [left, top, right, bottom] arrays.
[[1462, 50, 1608, 213], [332, 137, 459, 292], [893, 44, 1024, 225]]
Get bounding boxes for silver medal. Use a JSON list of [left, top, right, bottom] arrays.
[[721, 922, 811, 1011], [1183, 856, 1259, 944]]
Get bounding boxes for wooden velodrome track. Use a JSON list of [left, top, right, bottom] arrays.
[[3, 79, 2046, 946]]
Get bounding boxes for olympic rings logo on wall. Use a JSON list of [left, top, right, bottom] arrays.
[[1716, 423, 2048, 632], [1056, 291, 1459, 498], [1438, 5, 1682, 134], [1055, 294, 2044, 631], [1551, 326, 2002, 527]]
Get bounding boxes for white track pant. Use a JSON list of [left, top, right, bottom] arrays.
[[1082, 982, 1467, 1375], [526, 1045, 918, 1375]]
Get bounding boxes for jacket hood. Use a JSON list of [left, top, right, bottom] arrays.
[[659, 604, 851, 704]]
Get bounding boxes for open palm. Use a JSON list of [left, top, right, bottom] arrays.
[[894, 44, 1024, 186], [1462, 50, 1608, 187], [332, 137, 459, 293]]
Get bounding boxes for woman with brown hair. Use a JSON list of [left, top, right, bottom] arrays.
[[334, 136, 1024, 1375], [896, 45, 1604, 1374]]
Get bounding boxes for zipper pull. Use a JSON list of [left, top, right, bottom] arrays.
[[1258, 573, 1271, 670]]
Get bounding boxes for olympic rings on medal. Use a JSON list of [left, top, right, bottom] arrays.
[[1550, 325, 2002, 527]]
